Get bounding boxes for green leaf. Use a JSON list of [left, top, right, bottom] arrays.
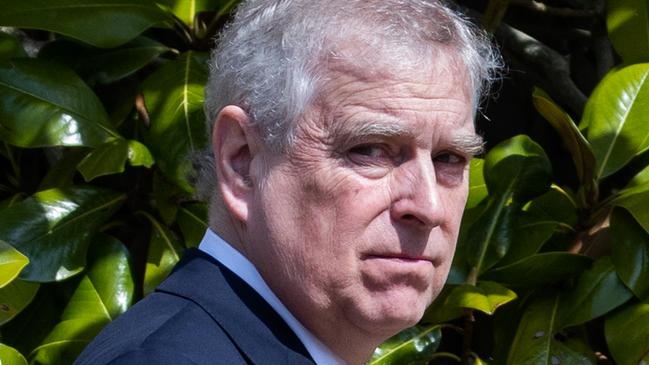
[[128, 140, 155, 167], [482, 252, 592, 287], [368, 325, 442, 365], [459, 196, 515, 276], [0, 32, 26, 60], [152, 172, 186, 224], [497, 213, 557, 267], [612, 183, 649, 233], [0, 278, 39, 326], [558, 257, 634, 328], [467, 158, 487, 209], [421, 285, 464, 324], [156, 0, 234, 27], [0, 343, 27, 365], [606, 299, 649, 365], [484, 135, 553, 203], [0, 186, 125, 282], [0, 285, 62, 356], [29, 236, 134, 365], [0, 58, 119, 147], [140, 212, 183, 295], [141, 51, 208, 193], [507, 294, 596, 365], [582, 64, 649, 179], [445, 281, 517, 315], [38, 37, 171, 84], [524, 185, 578, 228], [177, 203, 208, 247], [532, 88, 596, 184], [77, 140, 128, 181], [458, 135, 553, 279], [0, 239, 28, 288], [77, 139, 154, 181], [610, 208, 649, 299], [0, 0, 172, 48], [607, 0, 649, 64]]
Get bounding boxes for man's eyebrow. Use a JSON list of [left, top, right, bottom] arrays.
[[452, 133, 485, 156], [330, 121, 415, 146], [330, 120, 485, 156]]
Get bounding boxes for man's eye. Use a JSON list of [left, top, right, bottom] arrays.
[[434, 152, 465, 165], [347, 144, 392, 165]]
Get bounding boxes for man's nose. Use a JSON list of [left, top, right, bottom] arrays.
[[389, 157, 442, 229]]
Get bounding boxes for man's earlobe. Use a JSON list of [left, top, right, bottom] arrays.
[[212, 105, 256, 222]]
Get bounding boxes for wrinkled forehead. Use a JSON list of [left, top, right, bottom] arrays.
[[317, 37, 473, 104]]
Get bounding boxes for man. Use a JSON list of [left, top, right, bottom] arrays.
[[76, 0, 500, 364]]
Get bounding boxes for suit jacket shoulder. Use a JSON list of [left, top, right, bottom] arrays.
[[75, 249, 315, 365]]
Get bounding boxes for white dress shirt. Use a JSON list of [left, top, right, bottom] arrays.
[[198, 229, 346, 365]]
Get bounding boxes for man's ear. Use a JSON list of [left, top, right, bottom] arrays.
[[212, 105, 257, 223]]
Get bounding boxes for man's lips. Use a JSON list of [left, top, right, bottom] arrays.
[[362, 254, 434, 264]]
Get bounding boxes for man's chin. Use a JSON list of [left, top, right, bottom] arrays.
[[349, 291, 431, 336]]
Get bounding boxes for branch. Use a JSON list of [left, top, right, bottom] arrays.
[[496, 22, 588, 116], [510, 0, 596, 17]]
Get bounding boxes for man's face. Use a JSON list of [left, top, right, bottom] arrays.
[[245, 55, 479, 341]]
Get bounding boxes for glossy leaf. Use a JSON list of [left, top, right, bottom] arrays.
[[421, 285, 464, 324], [0, 186, 125, 282], [484, 135, 552, 203], [582, 64, 649, 179], [445, 281, 517, 315], [368, 325, 442, 365], [140, 212, 184, 295], [497, 212, 557, 267], [38, 37, 170, 84], [177, 203, 208, 247], [0, 285, 62, 357], [0, 0, 172, 48], [532, 88, 596, 184], [0, 278, 39, 326], [467, 158, 488, 209], [141, 51, 208, 193], [77, 139, 154, 181], [482, 252, 592, 287], [607, 0, 649, 64], [0, 58, 119, 147], [128, 140, 155, 167], [0, 239, 28, 288], [627, 164, 649, 189], [459, 196, 515, 277], [605, 299, 649, 365], [612, 182, 649, 233], [29, 236, 134, 365], [0, 343, 27, 365], [156, 0, 235, 27], [507, 295, 595, 365], [610, 208, 649, 299], [0, 32, 26, 60], [559, 257, 633, 328], [524, 185, 578, 228]]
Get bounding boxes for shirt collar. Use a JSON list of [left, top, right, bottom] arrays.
[[198, 229, 346, 365]]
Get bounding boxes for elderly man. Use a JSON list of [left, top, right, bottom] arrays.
[[76, 0, 499, 364]]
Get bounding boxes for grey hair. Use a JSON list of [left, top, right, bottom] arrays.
[[194, 0, 502, 202]]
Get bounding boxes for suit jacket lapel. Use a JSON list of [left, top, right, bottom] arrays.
[[156, 249, 315, 365]]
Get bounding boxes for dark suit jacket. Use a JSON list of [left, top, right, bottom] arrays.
[[74, 249, 316, 365]]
